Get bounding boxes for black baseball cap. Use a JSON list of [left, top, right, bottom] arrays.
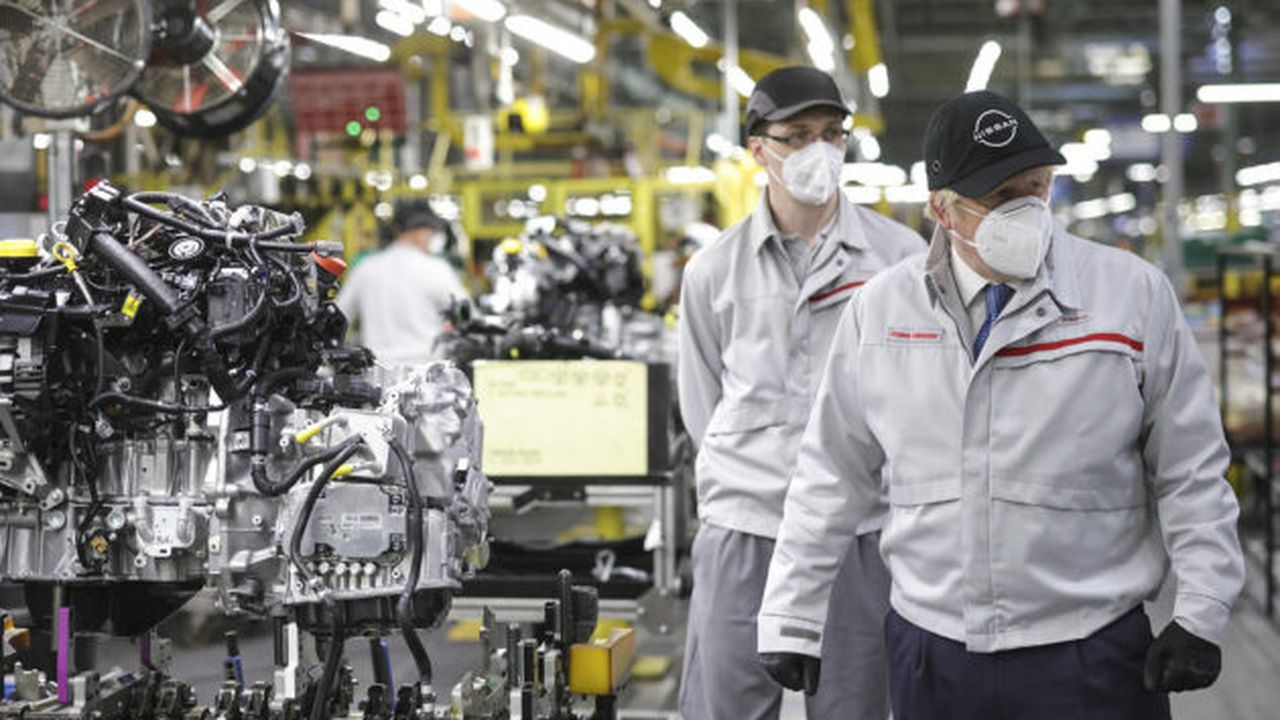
[[392, 198, 446, 234], [923, 90, 1065, 198], [745, 66, 849, 137]]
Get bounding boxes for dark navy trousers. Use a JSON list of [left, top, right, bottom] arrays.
[[884, 606, 1172, 720]]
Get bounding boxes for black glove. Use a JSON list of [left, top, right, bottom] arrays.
[[759, 652, 821, 695], [1143, 621, 1222, 692]]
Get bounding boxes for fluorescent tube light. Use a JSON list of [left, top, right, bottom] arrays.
[[965, 41, 1001, 92], [671, 11, 709, 48], [298, 33, 391, 63], [504, 15, 596, 64], [1197, 83, 1280, 103]]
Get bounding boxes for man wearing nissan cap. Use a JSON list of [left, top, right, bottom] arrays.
[[677, 67, 922, 718], [756, 89, 1244, 718]]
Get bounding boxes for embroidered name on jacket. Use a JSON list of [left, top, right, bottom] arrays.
[[887, 327, 945, 345]]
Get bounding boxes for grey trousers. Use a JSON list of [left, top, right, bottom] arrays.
[[678, 524, 892, 720]]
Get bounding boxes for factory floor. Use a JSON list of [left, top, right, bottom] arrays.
[[74, 558, 1280, 719]]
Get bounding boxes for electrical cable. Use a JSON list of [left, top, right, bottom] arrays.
[[254, 436, 361, 498], [210, 287, 268, 339], [389, 438, 433, 685], [265, 253, 304, 309], [88, 392, 226, 415], [121, 195, 303, 245], [288, 440, 364, 587], [310, 600, 346, 720], [70, 426, 106, 572], [285, 438, 362, 720]]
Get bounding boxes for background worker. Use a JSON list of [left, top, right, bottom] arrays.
[[677, 66, 923, 720], [336, 198, 466, 366], [756, 90, 1244, 720]]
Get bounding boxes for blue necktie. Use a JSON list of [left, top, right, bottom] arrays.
[[973, 283, 1014, 357]]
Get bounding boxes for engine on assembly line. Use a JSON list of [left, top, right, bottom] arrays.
[[0, 181, 490, 642], [442, 217, 673, 365]]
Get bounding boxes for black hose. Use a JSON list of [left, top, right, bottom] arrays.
[[210, 287, 269, 339], [245, 366, 313, 493], [265, 253, 304, 309], [0, 266, 63, 282], [121, 196, 302, 245], [88, 392, 226, 415], [310, 600, 346, 720], [289, 437, 363, 720], [389, 438, 433, 684], [254, 366, 311, 396], [288, 440, 364, 587], [86, 231, 182, 315], [254, 436, 361, 497], [129, 192, 221, 229]]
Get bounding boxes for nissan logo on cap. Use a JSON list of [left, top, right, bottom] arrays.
[[923, 90, 1066, 197], [973, 109, 1019, 148]]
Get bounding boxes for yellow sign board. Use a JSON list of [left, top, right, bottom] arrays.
[[473, 360, 649, 477]]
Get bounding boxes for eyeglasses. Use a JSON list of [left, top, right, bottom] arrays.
[[761, 127, 850, 149]]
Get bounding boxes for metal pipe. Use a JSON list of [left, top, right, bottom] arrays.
[[1265, 254, 1275, 616], [720, 0, 739, 143], [1159, 0, 1187, 294], [47, 129, 75, 227]]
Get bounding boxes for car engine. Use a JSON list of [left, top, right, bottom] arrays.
[[0, 181, 490, 717]]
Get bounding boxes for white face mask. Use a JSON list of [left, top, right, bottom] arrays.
[[764, 141, 845, 206], [950, 195, 1053, 280]]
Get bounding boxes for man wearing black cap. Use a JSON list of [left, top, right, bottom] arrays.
[[336, 198, 465, 365], [756, 89, 1244, 719], [677, 66, 922, 719]]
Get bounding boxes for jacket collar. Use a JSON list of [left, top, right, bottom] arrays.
[[749, 187, 869, 254], [924, 223, 1083, 312]]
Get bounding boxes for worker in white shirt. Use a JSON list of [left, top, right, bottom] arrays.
[[678, 66, 923, 720], [757, 89, 1244, 719], [336, 199, 466, 366]]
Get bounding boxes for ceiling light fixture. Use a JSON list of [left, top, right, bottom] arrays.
[[798, 8, 835, 73], [451, 0, 507, 22], [868, 63, 890, 98], [671, 11, 710, 48], [504, 14, 596, 64], [726, 65, 755, 98], [375, 10, 415, 37], [1140, 113, 1171, 133], [1197, 83, 1280, 104], [298, 33, 391, 63], [965, 40, 1002, 92]]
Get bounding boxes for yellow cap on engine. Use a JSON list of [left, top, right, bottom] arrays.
[[0, 239, 37, 259]]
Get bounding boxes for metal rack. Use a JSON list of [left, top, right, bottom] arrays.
[[1217, 245, 1277, 616]]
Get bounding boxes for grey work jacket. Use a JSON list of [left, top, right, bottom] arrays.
[[678, 189, 924, 539], [758, 226, 1244, 654]]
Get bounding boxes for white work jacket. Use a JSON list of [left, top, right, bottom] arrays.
[[758, 225, 1244, 655], [678, 189, 923, 539]]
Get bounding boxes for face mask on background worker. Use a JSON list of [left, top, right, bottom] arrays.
[[949, 195, 1053, 279], [764, 140, 845, 206]]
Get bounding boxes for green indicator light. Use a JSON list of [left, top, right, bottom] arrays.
[[345, 120, 362, 137], [365, 106, 381, 123]]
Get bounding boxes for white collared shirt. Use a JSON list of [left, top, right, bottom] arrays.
[[950, 242, 1023, 343]]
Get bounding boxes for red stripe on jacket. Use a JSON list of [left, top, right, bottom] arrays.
[[996, 332, 1144, 357], [809, 281, 865, 303]]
